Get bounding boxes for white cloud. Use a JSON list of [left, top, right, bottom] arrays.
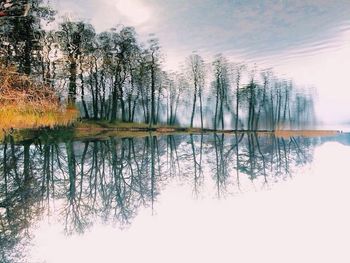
[[115, 0, 152, 26]]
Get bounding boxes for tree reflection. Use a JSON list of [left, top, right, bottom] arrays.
[[0, 133, 321, 262]]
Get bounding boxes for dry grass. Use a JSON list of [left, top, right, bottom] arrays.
[[0, 65, 79, 133], [274, 130, 339, 138], [76, 120, 168, 130], [0, 66, 58, 108], [0, 105, 79, 130]]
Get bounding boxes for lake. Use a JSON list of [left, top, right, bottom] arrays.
[[1, 132, 350, 263]]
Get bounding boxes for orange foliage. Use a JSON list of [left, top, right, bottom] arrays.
[[0, 65, 59, 111], [0, 65, 78, 130]]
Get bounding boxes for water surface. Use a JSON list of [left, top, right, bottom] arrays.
[[1, 133, 350, 263]]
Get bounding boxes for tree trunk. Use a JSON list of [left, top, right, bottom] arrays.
[[235, 81, 240, 130], [150, 54, 156, 126], [190, 81, 197, 128], [68, 54, 77, 106], [199, 90, 204, 129], [79, 57, 89, 119], [110, 77, 118, 122]]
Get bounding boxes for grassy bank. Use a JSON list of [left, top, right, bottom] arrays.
[[0, 105, 78, 130], [0, 106, 78, 141], [1, 118, 341, 144], [72, 120, 341, 141], [0, 65, 79, 140]]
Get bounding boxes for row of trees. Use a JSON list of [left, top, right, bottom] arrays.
[[0, 0, 316, 130]]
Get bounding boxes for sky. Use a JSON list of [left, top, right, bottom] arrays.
[[52, 0, 350, 124]]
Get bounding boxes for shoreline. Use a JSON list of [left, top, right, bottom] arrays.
[[0, 120, 342, 143]]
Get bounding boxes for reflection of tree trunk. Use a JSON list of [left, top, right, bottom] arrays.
[[23, 144, 31, 185], [168, 135, 181, 175], [110, 138, 118, 191], [214, 134, 220, 197], [190, 135, 200, 196], [247, 134, 256, 180], [270, 135, 275, 173], [291, 137, 306, 160], [277, 137, 282, 174], [150, 136, 156, 211], [235, 132, 241, 189], [91, 142, 98, 204], [50, 146, 55, 198], [199, 133, 203, 175], [3, 142, 8, 198], [66, 141, 76, 200], [254, 133, 268, 184], [22, 143, 32, 227], [281, 138, 290, 176], [80, 142, 89, 196], [131, 138, 145, 200], [42, 144, 50, 201], [9, 137, 20, 184]]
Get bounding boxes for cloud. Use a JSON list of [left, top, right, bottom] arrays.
[[53, 0, 156, 33], [115, 0, 152, 26], [53, 0, 350, 57]]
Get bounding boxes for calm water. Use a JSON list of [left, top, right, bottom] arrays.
[[1, 133, 350, 263]]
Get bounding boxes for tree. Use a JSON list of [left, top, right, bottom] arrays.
[[212, 54, 230, 130], [0, 0, 55, 75], [187, 53, 205, 128], [56, 20, 96, 106], [232, 63, 246, 130], [146, 36, 161, 126], [166, 72, 186, 125]]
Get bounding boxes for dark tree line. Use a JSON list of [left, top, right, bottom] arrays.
[[0, 1, 316, 129]]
